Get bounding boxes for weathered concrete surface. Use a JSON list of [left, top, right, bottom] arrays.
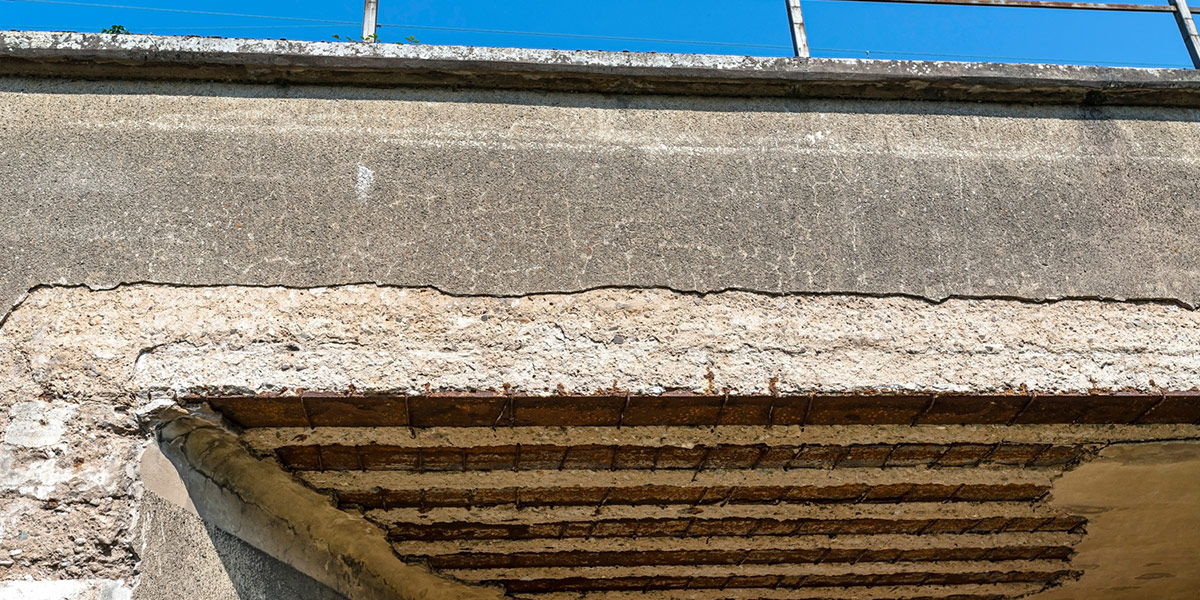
[[0, 580, 132, 599], [3, 31, 1200, 106], [2, 42, 1200, 310], [0, 400, 143, 581], [3, 285, 1197, 399], [134, 443, 347, 600], [1029, 442, 1200, 600]]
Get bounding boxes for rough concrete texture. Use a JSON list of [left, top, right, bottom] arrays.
[[2, 285, 1197, 399], [155, 414, 504, 600], [134, 444, 349, 599], [134, 493, 345, 600], [2, 74, 1200, 311], [3, 31, 1200, 106], [1028, 442, 1200, 600], [0, 400, 143, 582]]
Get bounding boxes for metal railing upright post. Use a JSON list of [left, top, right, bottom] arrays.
[[1171, 0, 1200, 68], [363, 0, 379, 42], [786, 0, 811, 57]]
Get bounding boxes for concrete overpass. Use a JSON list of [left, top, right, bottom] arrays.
[[1, 30, 1199, 600]]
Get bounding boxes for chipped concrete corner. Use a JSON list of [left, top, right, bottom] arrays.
[[2, 31, 1200, 600]]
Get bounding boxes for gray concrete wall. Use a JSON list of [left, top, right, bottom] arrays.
[[2, 43, 1200, 311], [135, 443, 348, 600]]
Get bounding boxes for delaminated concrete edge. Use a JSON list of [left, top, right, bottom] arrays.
[[4, 30, 1200, 106], [154, 412, 506, 600]]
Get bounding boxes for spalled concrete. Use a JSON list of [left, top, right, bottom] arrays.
[[0, 285, 1198, 597], [0, 401, 143, 582], [0, 580, 132, 599], [2, 285, 1196, 399]]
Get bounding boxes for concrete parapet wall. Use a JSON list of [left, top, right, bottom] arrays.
[[2, 68, 1200, 310]]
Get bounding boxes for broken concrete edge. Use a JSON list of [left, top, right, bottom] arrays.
[[152, 411, 507, 600], [3, 280, 1196, 343], [3, 30, 1200, 107], [8, 283, 1200, 407]]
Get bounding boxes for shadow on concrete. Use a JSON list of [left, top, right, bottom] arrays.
[[4, 76, 1199, 122], [133, 443, 348, 600]]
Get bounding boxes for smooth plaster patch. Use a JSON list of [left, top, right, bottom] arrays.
[[1028, 442, 1200, 600]]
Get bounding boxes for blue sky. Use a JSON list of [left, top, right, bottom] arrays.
[[2, 0, 1194, 68]]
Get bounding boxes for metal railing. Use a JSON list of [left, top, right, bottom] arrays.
[[785, 0, 1200, 68], [354, 0, 1200, 68]]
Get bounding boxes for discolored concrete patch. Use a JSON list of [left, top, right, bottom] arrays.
[[1028, 442, 1200, 600]]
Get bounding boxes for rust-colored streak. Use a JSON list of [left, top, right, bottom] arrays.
[[337, 482, 1048, 510], [804, 395, 930, 425], [276, 442, 1086, 472], [387, 516, 1087, 542], [205, 392, 1200, 428], [417, 545, 1074, 569], [494, 570, 1078, 593]]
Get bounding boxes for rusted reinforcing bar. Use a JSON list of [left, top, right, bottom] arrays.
[[201, 392, 1200, 429], [785, 0, 1200, 68]]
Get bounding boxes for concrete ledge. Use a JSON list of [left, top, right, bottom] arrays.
[[4, 31, 1200, 106]]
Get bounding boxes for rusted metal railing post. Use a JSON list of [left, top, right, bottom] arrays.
[[1172, 0, 1200, 68], [362, 0, 379, 42], [786, 0, 811, 57]]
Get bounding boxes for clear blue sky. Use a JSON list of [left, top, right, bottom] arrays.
[[2, 0, 1194, 68]]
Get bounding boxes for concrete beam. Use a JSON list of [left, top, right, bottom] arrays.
[[3, 31, 1200, 107]]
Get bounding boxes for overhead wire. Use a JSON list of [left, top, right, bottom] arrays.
[[2, 0, 360, 24]]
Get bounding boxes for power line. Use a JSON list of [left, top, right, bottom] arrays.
[[375, 22, 792, 50], [2, 0, 359, 24]]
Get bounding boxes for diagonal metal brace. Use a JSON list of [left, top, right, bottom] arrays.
[[1173, 0, 1200, 68], [786, 0, 811, 58]]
